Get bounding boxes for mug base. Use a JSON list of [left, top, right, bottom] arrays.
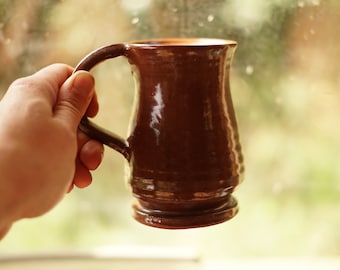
[[132, 196, 238, 229]]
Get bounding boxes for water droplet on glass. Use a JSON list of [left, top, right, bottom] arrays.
[[121, 0, 151, 12], [207, 15, 214, 22], [21, 21, 29, 30], [245, 65, 254, 75], [272, 182, 283, 194], [297, 1, 305, 8], [312, 0, 320, 6], [275, 97, 282, 106], [131, 17, 139, 24]]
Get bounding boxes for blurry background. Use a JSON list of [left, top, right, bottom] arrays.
[[0, 0, 340, 260]]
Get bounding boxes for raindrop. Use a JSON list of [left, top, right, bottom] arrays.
[[272, 182, 283, 194], [245, 65, 254, 75], [121, 0, 151, 12], [21, 21, 29, 30], [297, 1, 305, 8], [131, 17, 139, 24], [207, 14, 214, 22], [275, 96, 282, 106], [312, 0, 320, 6]]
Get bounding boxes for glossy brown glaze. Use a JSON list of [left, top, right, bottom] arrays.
[[75, 38, 244, 229]]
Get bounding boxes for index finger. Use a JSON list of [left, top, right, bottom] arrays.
[[3, 64, 73, 114]]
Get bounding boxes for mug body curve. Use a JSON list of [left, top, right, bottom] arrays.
[[124, 38, 243, 229]]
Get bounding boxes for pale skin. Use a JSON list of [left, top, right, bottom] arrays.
[[0, 64, 104, 239]]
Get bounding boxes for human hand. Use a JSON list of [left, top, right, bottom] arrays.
[[0, 64, 103, 234]]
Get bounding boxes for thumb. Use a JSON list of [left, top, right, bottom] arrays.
[[54, 71, 95, 129]]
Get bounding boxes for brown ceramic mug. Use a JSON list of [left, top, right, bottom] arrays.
[[74, 38, 244, 229]]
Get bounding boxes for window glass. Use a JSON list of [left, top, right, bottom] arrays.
[[1, 0, 340, 261]]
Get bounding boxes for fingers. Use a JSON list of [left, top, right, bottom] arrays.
[[54, 70, 95, 130], [77, 131, 104, 169], [86, 91, 99, 118], [68, 132, 103, 191], [70, 151, 98, 190], [67, 157, 93, 193], [33, 63, 73, 89], [79, 139, 104, 170], [7, 64, 99, 127], [73, 158, 93, 188], [5, 64, 73, 108]]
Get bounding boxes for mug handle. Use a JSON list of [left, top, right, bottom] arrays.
[[74, 44, 131, 161]]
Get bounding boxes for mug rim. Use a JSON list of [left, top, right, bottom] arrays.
[[128, 38, 237, 47]]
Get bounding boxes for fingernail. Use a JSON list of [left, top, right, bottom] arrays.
[[72, 71, 95, 93]]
